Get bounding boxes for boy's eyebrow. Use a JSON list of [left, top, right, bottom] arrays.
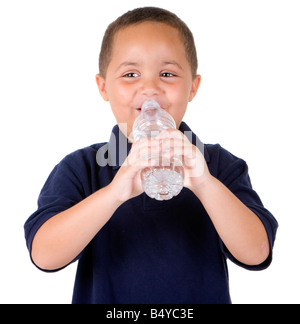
[[115, 60, 183, 72], [116, 61, 140, 72], [162, 61, 183, 70]]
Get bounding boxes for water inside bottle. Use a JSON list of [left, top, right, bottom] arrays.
[[141, 166, 184, 201]]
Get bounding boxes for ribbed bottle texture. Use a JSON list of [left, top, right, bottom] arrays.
[[132, 99, 184, 200]]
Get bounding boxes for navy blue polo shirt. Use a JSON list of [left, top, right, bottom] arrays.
[[24, 122, 278, 304]]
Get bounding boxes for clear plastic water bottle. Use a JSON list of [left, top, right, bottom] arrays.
[[132, 99, 184, 200]]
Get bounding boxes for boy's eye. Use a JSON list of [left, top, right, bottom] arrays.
[[161, 72, 176, 78], [123, 72, 139, 78]]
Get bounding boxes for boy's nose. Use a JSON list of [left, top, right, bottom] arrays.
[[140, 79, 161, 97]]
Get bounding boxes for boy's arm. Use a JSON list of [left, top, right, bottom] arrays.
[[158, 129, 270, 266], [192, 175, 270, 266], [32, 137, 159, 271], [31, 185, 121, 270]]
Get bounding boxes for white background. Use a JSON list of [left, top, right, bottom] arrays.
[[0, 0, 299, 304]]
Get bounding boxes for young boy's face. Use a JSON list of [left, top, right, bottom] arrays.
[[97, 22, 201, 141]]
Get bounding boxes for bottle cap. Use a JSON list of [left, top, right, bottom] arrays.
[[142, 99, 161, 121], [141, 99, 161, 110]]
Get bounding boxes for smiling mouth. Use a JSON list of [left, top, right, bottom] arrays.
[[136, 106, 166, 112]]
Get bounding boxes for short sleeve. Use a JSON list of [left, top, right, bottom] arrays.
[[24, 157, 86, 271], [206, 144, 278, 270]]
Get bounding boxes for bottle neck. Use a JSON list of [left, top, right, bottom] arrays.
[[142, 106, 161, 121]]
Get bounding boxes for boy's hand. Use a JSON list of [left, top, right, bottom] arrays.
[[156, 129, 211, 192], [109, 137, 160, 203], [110, 129, 211, 203]]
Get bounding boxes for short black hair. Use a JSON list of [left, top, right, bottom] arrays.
[[99, 7, 198, 79]]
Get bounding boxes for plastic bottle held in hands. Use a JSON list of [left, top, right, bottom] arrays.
[[132, 99, 184, 200]]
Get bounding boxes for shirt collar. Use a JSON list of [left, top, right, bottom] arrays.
[[107, 122, 209, 171], [179, 122, 210, 163], [108, 125, 132, 171]]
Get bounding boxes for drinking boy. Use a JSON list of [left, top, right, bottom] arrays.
[[25, 7, 278, 304]]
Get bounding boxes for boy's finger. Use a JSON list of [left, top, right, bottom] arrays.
[[156, 128, 190, 141]]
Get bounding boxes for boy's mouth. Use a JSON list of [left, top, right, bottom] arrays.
[[135, 106, 165, 113]]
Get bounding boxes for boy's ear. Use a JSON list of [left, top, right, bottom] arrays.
[[189, 75, 201, 102], [96, 74, 109, 102]]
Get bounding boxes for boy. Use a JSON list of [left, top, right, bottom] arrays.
[[24, 7, 278, 304]]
